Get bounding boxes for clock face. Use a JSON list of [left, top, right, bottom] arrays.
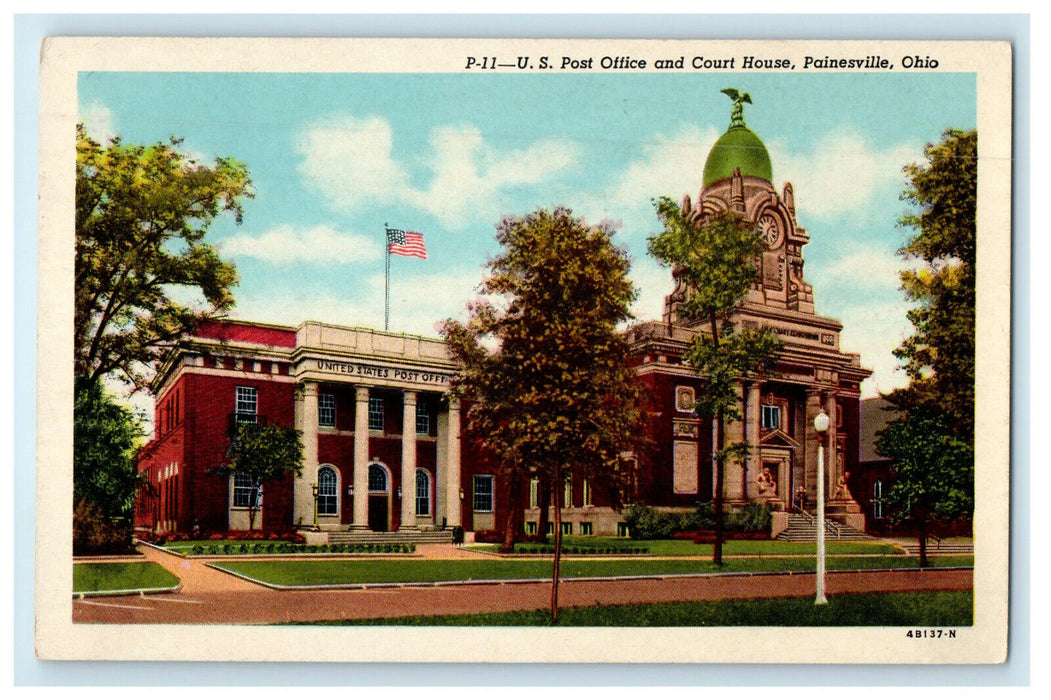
[[757, 214, 782, 248]]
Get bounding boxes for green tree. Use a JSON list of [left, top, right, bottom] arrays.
[[442, 207, 642, 621], [875, 411, 974, 567], [75, 124, 252, 390], [889, 129, 977, 444], [73, 375, 142, 554], [880, 129, 977, 560], [648, 200, 781, 566], [225, 422, 305, 530]]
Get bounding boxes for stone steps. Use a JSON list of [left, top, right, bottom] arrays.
[[776, 513, 877, 542], [325, 529, 454, 545]]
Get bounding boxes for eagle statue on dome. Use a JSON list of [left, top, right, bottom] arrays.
[[721, 87, 752, 127]]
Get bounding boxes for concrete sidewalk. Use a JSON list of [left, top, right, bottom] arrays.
[[73, 557, 971, 625]]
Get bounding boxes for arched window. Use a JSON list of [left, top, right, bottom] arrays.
[[368, 463, 388, 492], [415, 469, 431, 516], [317, 466, 338, 516]]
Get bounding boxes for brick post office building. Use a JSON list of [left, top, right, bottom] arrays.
[[134, 97, 871, 540]]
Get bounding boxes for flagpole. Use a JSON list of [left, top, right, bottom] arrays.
[[384, 223, 390, 331]]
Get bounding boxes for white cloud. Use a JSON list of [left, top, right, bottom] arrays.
[[768, 130, 917, 217], [230, 266, 485, 338], [218, 224, 383, 265], [296, 115, 409, 210], [576, 125, 721, 238], [629, 256, 674, 322], [835, 301, 913, 399], [415, 125, 579, 226], [816, 244, 903, 296], [79, 101, 117, 142], [296, 115, 580, 228]]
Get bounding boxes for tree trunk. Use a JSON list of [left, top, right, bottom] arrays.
[[550, 467, 563, 623], [918, 517, 929, 569], [713, 413, 725, 567], [709, 312, 726, 567], [536, 477, 551, 542], [500, 471, 523, 554]]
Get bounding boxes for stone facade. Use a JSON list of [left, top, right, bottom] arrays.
[[626, 97, 870, 530]]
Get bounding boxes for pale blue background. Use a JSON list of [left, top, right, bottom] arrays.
[[12, 12, 1031, 687]]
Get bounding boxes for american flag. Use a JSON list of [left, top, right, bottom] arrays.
[[386, 228, 428, 260]]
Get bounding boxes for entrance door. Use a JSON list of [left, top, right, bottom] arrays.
[[368, 495, 388, 532]]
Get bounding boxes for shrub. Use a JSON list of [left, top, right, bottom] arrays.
[[727, 502, 773, 532], [191, 544, 205, 555], [623, 504, 676, 539], [74, 499, 136, 556], [679, 503, 716, 531]]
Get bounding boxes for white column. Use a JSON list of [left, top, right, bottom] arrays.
[[826, 393, 840, 496], [745, 381, 761, 499], [293, 381, 319, 527], [353, 385, 370, 528], [445, 398, 462, 527], [804, 390, 822, 507], [723, 381, 746, 502], [400, 391, 418, 530]]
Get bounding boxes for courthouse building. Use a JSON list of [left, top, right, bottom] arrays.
[[134, 95, 871, 539]]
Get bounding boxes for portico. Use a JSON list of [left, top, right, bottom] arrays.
[[290, 322, 462, 533]]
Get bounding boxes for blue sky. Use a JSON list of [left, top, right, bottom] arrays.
[[79, 70, 976, 404]]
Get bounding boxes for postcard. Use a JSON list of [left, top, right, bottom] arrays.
[[36, 37, 1011, 663]]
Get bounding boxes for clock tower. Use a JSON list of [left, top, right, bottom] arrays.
[[632, 90, 871, 533]]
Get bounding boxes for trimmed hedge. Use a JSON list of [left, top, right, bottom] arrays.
[[624, 503, 773, 540], [514, 545, 648, 555], [190, 542, 417, 556]]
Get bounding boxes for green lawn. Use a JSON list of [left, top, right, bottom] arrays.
[[315, 588, 971, 626], [307, 591, 973, 627], [215, 555, 972, 587], [73, 562, 180, 594], [483, 537, 904, 556]]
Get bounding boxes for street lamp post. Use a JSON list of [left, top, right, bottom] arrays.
[[814, 409, 830, 605], [310, 482, 319, 531]]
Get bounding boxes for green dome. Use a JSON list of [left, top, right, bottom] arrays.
[[702, 125, 773, 186]]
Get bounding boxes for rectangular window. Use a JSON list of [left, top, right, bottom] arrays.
[[235, 386, 258, 422], [872, 480, 885, 519], [561, 522, 573, 535], [232, 472, 260, 508], [546, 522, 554, 535], [579, 522, 593, 536], [582, 479, 592, 507], [415, 470, 431, 517], [525, 521, 538, 535], [416, 401, 430, 434], [368, 396, 384, 431], [529, 477, 539, 509], [318, 393, 336, 427], [563, 474, 573, 508], [761, 404, 781, 431], [472, 475, 494, 513], [616, 522, 630, 537]]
